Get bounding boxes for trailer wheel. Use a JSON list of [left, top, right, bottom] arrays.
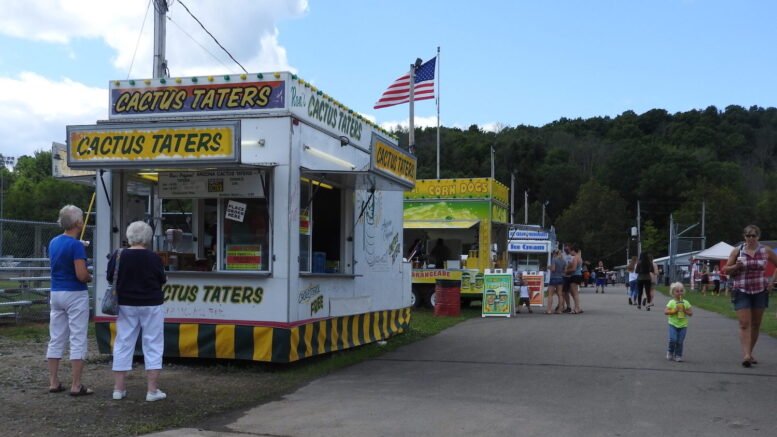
[[428, 290, 437, 308], [411, 290, 422, 308]]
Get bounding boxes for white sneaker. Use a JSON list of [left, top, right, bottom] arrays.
[[112, 390, 127, 400], [674, 356, 683, 362], [666, 352, 673, 361], [146, 389, 167, 402]]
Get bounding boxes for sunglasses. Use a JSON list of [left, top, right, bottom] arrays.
[[744, 234, 758, 238]]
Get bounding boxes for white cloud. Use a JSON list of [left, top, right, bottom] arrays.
[[173, 0, 307, 75], [375, 117, 503, 133], [0, 0, 308, 77], [0, 72, 106, 158], [0, 0, 308, 157], [480, 122, 507, 133], [379, 115, 439, 132]]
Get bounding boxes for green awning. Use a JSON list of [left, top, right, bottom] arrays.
[[403, 220, 480, 229]]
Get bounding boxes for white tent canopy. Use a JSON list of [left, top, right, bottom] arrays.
[[694, 241, 735, 260]]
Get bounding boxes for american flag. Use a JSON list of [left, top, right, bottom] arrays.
[[374, 57, 436, 109]]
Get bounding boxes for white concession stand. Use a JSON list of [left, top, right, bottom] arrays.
[[66, 72, 416, 362]]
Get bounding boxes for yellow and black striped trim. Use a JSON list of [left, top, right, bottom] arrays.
[[95, 307, 411, 363]]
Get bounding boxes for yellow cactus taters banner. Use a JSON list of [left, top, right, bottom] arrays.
[[371, 136, 416, 187], [67, 121, 239, 168]]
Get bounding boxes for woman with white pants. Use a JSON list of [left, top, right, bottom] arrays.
[[107, 221, 167, 401], [47, 205, 93, 396]]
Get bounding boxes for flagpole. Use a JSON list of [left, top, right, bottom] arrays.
[[436, 46, 441, 179], [408, 63, 416, 154]]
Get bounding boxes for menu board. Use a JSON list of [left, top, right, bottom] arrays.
[[159, 170, 265, 198], [225, 244, 262, 270], [522, 274, 545, 306], [482, 269, 514, 318]]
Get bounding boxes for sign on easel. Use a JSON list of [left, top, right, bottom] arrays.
[[522, 274, 545, 306], [482, 268, 514, 318]]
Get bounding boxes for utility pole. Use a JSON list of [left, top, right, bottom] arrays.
[[150, 0, 168, 248], [636, 200, 641, 256], [153, 0, 168, 79], [626, 236, 630, 266], [668, 214, 674, 283], [0, 156, 16, 257], [490, 145, 495, 180], [701, 199, 706, 250], [510, 172, 515, 224], [524, 190, 528, 225]]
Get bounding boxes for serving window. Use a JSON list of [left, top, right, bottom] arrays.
[[118, 168, 272, 273], [221, 197, 269, 271], [299, 175, 353, 275]]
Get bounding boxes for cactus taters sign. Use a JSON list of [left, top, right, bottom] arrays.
[[66, 121, 240, 168], [371, 134, 416, 188]]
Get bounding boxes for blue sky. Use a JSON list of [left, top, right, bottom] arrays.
[[2, 0, 776, 161]]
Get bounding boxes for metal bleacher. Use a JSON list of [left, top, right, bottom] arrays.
[[0, 258, 53, 322]]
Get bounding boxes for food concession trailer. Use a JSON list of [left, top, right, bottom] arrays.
[[402, 178, 510, 306], [66, 72, 416, 362], [507, 226, 556, 307], [507, 226, 555, 274]]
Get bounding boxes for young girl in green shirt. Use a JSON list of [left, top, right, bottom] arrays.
[[665, 282, 693, 362]]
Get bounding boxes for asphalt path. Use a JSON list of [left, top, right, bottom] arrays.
[[148, 285, 777, 436]]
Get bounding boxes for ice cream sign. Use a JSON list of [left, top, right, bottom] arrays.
[[508, 240, 550, 253], [509, 230, 549, 240], [66, 121, 240, 168]]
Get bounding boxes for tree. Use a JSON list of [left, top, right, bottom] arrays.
[[4, 151, 93, 222], [555, 180, 629, 266], [396, 104, 777, 258], [675, 182, 749, 246], [640, 220, 665, 258]]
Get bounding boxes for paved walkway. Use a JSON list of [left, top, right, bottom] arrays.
[[148, 286, 777, 436]]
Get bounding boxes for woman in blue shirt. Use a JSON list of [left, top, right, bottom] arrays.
[[47, 205, 93, 396]]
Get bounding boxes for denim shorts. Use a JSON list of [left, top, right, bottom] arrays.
[[732, 290, 769, 311], [548, 277, 564, 286]]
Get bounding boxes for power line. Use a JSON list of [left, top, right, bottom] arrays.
[[175, 0, 248, 74], [600, 244, 628, 260], [167, 16, 232, 72], [127, 0, 153, 79]]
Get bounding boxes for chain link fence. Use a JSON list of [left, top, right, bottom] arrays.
[[0, 218, 94, 323]]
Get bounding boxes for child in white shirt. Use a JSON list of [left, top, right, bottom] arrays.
[[515, 276, 532, 314]]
